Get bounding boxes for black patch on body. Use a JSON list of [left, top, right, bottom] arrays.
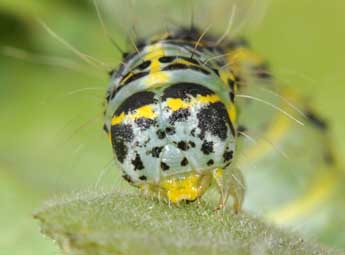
[[115, 91, 156, 115], [223, 150, 234, 162], [111, 124, 134, 163], [132, 153, 144, 170], [136, 60, 151, 70], [163, 64, 210, 75], [180, 157, 189, 166], [305, 111, 328, 131], [139, 175, 147, 181], [122, 174, 133, 183], [103, 124, 109, 133], [162, 83, 214, 101], [177, 141, 189, 151], [189, 141, 196, 148], [169, 109, 191, 124], [229, 92, 235, 102], [156, 129, 166, 139], [122, 71, 149, 85], [165, 127, 176, 135], [161, 162, 170, 171], [197, 102, 234, 140], [228, 79, 235, 90], [201, 141, 214, 155], [159, 56, 176, 63], [207, 159, 214, 166], [151, 146, 164, 158]]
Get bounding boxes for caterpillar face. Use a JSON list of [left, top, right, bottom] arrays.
[[104, 29, 238, 203]]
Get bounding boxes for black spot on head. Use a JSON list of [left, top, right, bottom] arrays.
[[169, 109, 191, 124], [190, 129, 196, 137], [180, 157, 189, 166], [136, 60, 151, 70], [139, 175, 147, 181], [189, 141, 196, 148], [156, 129, 166, 139], [162, 83, 214, 100], [305, 111, 328, 131], [223, 150, 233, 162], [132, 153, 144, 170], [151, 146, 163, 158], [122, 174, 133, 183], [207, 159, 214, 166], [165, 127, 176, 135], [177, 141, 189, 151], [201, 141, 214, 155], [159, 56, 176, 63], [111, 124, 134, 163], [115, 91, 156, 115], [161, 162, 170, 171], [197, 102, 234, 140], [135, 118, 156, 130]]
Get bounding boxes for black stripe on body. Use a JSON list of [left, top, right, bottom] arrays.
[[162, 83, 214, 100], [163, 63, 210, 75], [115, 91, 156, 116]]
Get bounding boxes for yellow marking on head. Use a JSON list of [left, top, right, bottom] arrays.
[[160, 173, 208, 203], [111, 105, 157, 125], [267, 172, 337, 224], [165, 94, 221, 112]]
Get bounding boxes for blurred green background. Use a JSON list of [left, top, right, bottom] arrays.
[[0, 0, 344, 254]]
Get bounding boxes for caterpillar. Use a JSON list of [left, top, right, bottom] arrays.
[[99, 0, 345, 244]]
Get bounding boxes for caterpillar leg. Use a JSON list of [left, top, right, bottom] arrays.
[[213, 167, 246, 213]]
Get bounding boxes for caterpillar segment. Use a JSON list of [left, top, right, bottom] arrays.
[[104, 27, 247, 210]]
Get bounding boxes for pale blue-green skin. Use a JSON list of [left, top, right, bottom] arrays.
[[105, 41, 236, 184]]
